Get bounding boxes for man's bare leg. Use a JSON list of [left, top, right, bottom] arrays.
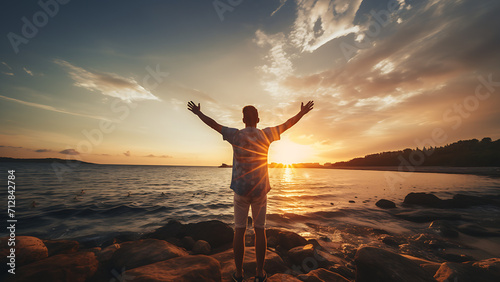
[[234, 227, 246, 278], [254, 227, 267, 277]]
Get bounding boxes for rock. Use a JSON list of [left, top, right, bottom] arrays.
[[193, 240, 211, 255], [376, 199, 396, 209], [287, 244, 315, 266], [438, 253, 474, 263], [379, 234, 401, 246], [268, 273, 302, 281], [473, 258, 500, 278], [0, 236, 48, 267], [125, 255, 221, 282], [142, 219, 185, 241], [80, 247, 101, 255], [277, 230, 308, 251], [434, 262, 498, 282], [297, 268, 350, 282], [245, 232, 256, 247], [101, 231, 142, 248], [401, 254, 442, 276], [211, 247, 288, 280], [404, 192, 444, 208], [394, 210, 461, 223], [428, 220, 459, 238], [181, 236, 196, 250], [421, 263, 442, 277], [287, 244, 345, 272], [354, 246, 436, 282], [184, 220, 234, 248], [97, 243, 120, 263], [111, 238, 188, 269], [7, 251, 98, 282], [328, 264, 355, 280], [458, 223, 500, 237], [349, 200, 355, 203], [43, 239, 79, 256], [266, 229, 281, 248]]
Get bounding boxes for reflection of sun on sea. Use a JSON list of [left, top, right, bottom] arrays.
[[268, 137, 315, 215], [268, 136, 313, 165]]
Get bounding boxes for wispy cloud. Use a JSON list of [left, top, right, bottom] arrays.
[[2, 62, 12, 70], [23, 67, 34, 76], [0, 95, 112, 121], [59, 149, 79, 155], [271, 0, 290, 16], [34, 149, 53, 153], [291, 0, 363, 52], [144, 154, 172, 158], [254, 30, 294, 97], [54, 59, 160, 102]]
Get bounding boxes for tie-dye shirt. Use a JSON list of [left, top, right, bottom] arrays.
[[221, 126, 281, 197]]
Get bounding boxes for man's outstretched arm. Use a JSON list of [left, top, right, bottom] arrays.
[[277, 101, 314, 134], [187, 101, 223, 133]]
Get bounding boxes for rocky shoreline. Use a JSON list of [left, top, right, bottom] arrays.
[[1, 192, 500, 281]]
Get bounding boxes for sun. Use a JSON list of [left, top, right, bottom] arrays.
[[268, 136, 314, 165]]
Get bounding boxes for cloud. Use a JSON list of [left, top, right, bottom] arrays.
[[271, 0, 290, 16], [0, 145, 23, 148], [291, 0, 363, 52], [0, 94, 112, 121], [253, 0, 500, 161], [23, 67, 34, 76], [34, 149, 52, 153], [144, 154, 172, 158], [2, 62, 12, 70], [254, 30, 295, 97], [123, 150, 131, 157], [59, 149, 80, 155], [54, 59, 160, 102]]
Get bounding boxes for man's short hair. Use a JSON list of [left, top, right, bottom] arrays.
[[243, 105, 259, 124]]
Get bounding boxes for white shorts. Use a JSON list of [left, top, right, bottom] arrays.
[[233, 192, 267, 229]]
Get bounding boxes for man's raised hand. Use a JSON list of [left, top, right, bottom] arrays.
[[300, 101, 314, 115], [187, 101, 201, 115]]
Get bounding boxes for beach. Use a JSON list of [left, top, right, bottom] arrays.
[[1, 162, 500, 281]]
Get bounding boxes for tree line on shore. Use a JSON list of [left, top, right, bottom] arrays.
[[330, 137, 500, 167]]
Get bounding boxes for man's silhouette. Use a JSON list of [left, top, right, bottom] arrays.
[[187, 100, 314, 282]]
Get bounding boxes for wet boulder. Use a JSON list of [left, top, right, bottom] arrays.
[[297, 268, 350, 282], [354, 246, 436, 282], [111, 238, 188, 269], [434, 262, 498, 282], [192, 240, 211, 255], [0, 236, 48, 267], [7, 251, 98, 282], [404, 192, 444, 208], [184, 220, 234, 248], [376, 199, 397, 209], [43, 239, 79, 256], [125, 255, 221, 282]]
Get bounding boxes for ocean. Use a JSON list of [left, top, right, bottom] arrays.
[[1, 162, 500, 258]]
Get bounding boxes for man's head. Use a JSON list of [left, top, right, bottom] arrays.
[[242, 105, 259, 127]]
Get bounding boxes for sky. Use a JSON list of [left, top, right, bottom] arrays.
[[0, 0, 499, 166]]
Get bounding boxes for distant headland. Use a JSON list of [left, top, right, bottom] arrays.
[[0, 157, 95, 165]]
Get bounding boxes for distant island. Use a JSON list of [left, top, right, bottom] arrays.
[[0, 157, 95, 165], [218, 163, 232, 168]]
